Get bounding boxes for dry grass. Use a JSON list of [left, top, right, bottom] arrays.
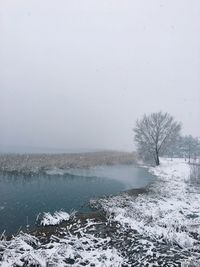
[[0, 151, 136, 175]]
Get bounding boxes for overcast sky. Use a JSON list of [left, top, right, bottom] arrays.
[[0, 0, 200, 152]]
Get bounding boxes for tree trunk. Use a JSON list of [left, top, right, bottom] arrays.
[[155, 150, 160, 166]]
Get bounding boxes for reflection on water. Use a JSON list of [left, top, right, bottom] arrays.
[[0, 165, 154, 234]]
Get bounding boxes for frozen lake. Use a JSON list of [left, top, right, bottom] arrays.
[[0, 164, 154, 234]]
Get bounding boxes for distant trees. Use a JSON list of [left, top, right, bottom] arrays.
[[133, 112, 182, 166], [165, 135, 200, 163], [181, 135, 200, 163]]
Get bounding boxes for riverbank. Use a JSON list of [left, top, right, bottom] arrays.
[[0, 151, 136, 175], [1, 158, 200, 266], [91, 158, 200, 265]]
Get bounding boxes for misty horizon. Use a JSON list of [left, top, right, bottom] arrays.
[[0, 143, 126, 154], [1, 0, 200, 152]]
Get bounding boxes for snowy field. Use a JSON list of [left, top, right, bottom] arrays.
[[1, 158, 200, 266]]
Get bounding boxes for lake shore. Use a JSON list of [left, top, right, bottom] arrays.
[[0, 151, 136, 175], [1, 158, 200, 266]]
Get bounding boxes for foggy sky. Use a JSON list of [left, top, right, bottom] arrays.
[[0, 0, 200, 152]]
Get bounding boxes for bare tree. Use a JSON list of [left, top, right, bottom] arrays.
[[133, 112, 181, 165]]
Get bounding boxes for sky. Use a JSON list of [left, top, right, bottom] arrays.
[[0, 0, 200, 152]]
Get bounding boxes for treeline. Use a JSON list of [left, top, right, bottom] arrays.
[[165, 135, 200, 163]]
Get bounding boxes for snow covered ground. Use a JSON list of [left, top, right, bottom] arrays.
[[96, 158, 199, 245], [0, 225, 124, 267], [1, 158, 200, 266], [91, 158, 200, 265]]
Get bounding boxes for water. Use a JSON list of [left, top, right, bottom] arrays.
[[0, 165, 154, 234], [68, 164, 153, 190]]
